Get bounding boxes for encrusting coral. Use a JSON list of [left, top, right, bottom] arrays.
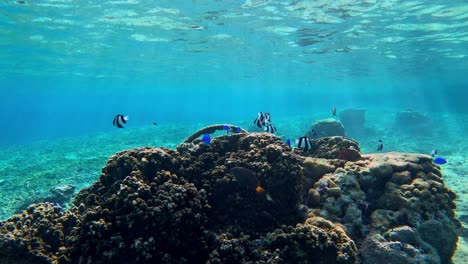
[[0, 127, 460, 264]]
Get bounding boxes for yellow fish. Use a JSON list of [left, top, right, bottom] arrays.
[[256, 186, 265, 193]]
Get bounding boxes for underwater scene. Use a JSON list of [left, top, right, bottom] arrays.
[[0, 0, 467, 263]]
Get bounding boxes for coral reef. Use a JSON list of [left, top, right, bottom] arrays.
[[0, 130, 460, 264], [307, 118, 345, 138], [14, 184, 76, 214], [294, 136, 360, 159], [0, 203, 78, 264]]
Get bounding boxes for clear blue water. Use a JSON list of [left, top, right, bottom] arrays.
[[1, 0, 467, 146], [0, 1, 468, 261]]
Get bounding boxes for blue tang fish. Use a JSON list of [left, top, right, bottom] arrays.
[[433, 157, 447, 165], [202, 134, 211, 144], [286, 139, 291, 147]]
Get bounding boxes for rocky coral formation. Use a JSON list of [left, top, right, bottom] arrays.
[[0, 203, 78, 263], [0, 131, 460, 264], [395, 109, 432, 135], [294, 136, 360, 160], [14, 184, 76, 214], [338, 108, 374, 138], [339, 108, 366, 130], [208, 215, 358, 263], [307, 118, 345, 138]]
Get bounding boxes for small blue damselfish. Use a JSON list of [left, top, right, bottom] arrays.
[[202, 134, 211, 144], [433, 157, 447, 165]]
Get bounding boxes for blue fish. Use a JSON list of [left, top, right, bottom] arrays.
[[222, 125, 230, 131], [433, 157, 447, 165], [202, 134, 211, 144], [235, 126, 242, 133], [286, 139, 291, 147]]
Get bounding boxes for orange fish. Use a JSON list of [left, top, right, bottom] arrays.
[[256, 186, 265, 193]]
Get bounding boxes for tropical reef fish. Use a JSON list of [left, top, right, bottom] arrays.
[[253, 112, 266, 128], [433, 157, 447, 165], [286, 138, 291, 147], [297, 136, 312, 151], [113, 114, 128, 128], [152, 122, 158, 126], [202, 134, 211, 144], [264, 124, 277, 133], [230, 167, 272, 201], [310, 128, 317, 137], [332, 106, 337, 116], [377, 139, 383, 151], [431, 149, 437, 157], [222, 125, 242, 134], [264, 112, 271, 123]]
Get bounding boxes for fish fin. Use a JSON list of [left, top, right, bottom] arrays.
[[266, 193, 273, 202]]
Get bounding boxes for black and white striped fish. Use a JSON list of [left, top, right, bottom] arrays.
[[253, 112, 266, 128], [113, 114, 128, 128], [264, 112, 271, 123], [297, 136, 312, 151], [377, 139, 383, 151], [264, 124, 277, 133]]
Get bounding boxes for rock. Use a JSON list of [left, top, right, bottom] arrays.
[[299, 136, 360, 159], [338, 108, 373, 138], [307, 118, 345, 138], [419, 220, 458, 263], [338, 148, 362, 161], [361, 232, 439, 264], [395, 109, 432, 135], [303, 157, 336, 184], [49, 184, 76, 202], [328, 187, 342, 198], [307, 188, 321, 206]]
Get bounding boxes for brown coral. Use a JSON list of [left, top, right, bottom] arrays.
[[0, 132, 460, 264]]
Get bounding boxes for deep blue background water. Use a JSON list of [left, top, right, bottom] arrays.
[[2, 73, 466, 147]]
